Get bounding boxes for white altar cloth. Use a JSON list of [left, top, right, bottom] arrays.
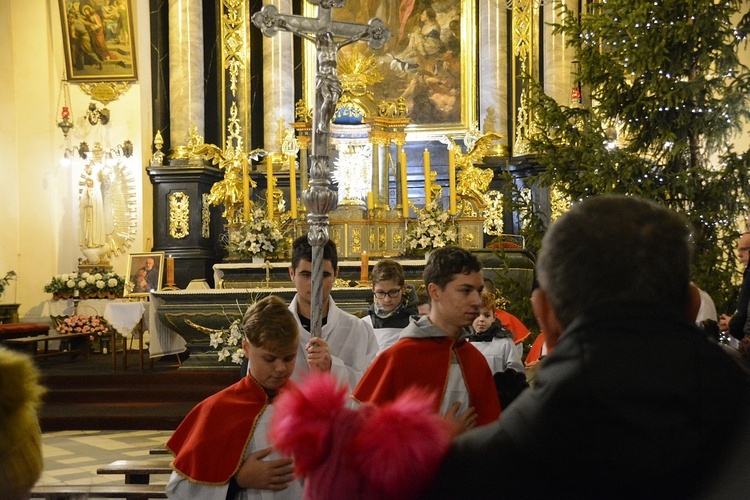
[[103, 302, 146, 337]]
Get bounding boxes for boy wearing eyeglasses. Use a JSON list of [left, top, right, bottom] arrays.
[[361, 259, 419, 352]]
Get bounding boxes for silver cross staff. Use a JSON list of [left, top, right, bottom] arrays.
[[252, 0, 390, 339]]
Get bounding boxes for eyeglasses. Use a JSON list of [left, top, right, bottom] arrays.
[[374, 289, 402, 299]]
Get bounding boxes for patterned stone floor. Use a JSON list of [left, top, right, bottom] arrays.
[[36, 430, 174, 486]]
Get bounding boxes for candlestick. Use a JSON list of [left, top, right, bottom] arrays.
[[360, 251, 369, 282], [243, 155, 250, 220], [423, 149, 431, 205], [400, 149, 409, 218], [367, 192, 374, 212], [448, 148, 456, 215], [289, 154, 297, 219], [266, 155, 274, 220], [166, 256, 175, 286]]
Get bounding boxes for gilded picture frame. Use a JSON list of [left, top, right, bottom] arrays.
[[125, 252, 165, 297], [303, 0, 476, 140], [59, 0, 138, 82]]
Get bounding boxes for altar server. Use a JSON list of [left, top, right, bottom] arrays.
[[166, 296, 302, 500], [288, 235, 379, 391], [353, 246, 501, 433], [361, 259, 419, 353]]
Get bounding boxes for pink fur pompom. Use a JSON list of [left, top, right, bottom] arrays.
[[353, 388, 452, 499], [269, 372, 348, 475]]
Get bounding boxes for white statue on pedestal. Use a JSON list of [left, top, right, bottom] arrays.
[[79, 175, 106, 249]]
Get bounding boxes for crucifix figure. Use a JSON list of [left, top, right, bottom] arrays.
[[252, 0, 390, 339]]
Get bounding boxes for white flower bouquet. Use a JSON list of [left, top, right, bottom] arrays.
[[403, 199, 458, 255], [209, 318, 246, 364], [228, 207, 287, 260], [44, 270, 125, 299]]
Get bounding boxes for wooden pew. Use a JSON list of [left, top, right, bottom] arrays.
[[96, 459, 172, 484], [30, 484, 167, 499], [4, 332, 91, 360]]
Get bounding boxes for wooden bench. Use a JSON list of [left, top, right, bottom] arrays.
[[96, 459, 172, 484], [3, 332, 90, 360], [0, 322, 50, 341], [30, 484, 166, 499]]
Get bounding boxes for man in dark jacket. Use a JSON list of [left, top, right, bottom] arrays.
[[719, 232, 750, 340], [427, 195, 750, 499]]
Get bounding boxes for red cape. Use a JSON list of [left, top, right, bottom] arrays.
[[352, 337, 501, 426], [167, 376, 275, 484], [496, 309, 531, 344], [525, 332, 547, 366]]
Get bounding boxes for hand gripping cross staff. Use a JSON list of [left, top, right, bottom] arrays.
[[252, 1, 390, 340]]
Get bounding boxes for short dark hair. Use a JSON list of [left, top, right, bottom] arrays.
[[537, 195, 692, 327], [290, 235, 338, 270], [242, 295, 299, 348], [370, 259, 405, 286], [423, 246, 483, 291]]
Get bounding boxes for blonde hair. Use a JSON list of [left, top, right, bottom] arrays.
[[242, 295, 299, 348]]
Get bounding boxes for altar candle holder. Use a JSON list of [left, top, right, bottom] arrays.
[[162, 256, 180, 291]]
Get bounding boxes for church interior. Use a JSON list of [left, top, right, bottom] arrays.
[[4, 0, 750, 496]]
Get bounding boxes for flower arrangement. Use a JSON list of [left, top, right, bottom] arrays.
[[44, 269, 126, 299], [227, 207, 288, 260], [57, 314, 109, 339], [209, 318, 245, 364], [0, 270, 16, 296], [403, 199, 458, 254], [482, 191, 504, 236]]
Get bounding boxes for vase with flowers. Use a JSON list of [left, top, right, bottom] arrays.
[[403, 200, 458, 258], [227, 207, 288, 262], [44, 269, 125, 300]]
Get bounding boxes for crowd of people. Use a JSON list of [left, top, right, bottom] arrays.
[[163, 197, 750, 499], [10, 196, 750, 499]]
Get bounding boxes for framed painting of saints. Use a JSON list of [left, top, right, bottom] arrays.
[[58, 0, 138, 82], [302, 0, 476, 140], [125, 252, 164, 297]]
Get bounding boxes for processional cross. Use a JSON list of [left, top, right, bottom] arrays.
[[252, 0, 390, 339]]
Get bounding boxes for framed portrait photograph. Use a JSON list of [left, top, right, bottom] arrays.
[[125, 252, 165, 297], [302, 0, 476, 139], [59, 0, 138, 82]]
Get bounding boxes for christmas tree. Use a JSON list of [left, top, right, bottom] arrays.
[[517, 0, 750, 314]]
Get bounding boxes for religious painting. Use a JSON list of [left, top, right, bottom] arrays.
[[303, 0, 476, 139], [58, 0, 138, 82], [125, 252, 164, 297]]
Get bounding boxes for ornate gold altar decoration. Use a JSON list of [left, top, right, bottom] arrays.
[[201, 193, 211, 238], [168, 192, 190, 239], [509, 0, 541, 155], [550, 184, 572, 221], [442, 130, 502, 215], [78, 82, 132, 106], [199, 106, 257, 224]]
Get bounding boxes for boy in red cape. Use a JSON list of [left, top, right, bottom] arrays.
[[352, 246, 501, 432], [166, 296, 302, 499]]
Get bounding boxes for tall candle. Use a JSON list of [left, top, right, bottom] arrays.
[[243, 155, 250, 221], [360, 251, 369, 282], [448, 148, 456, 215], [266, 155, 274, 219], [166, 256, 175, 285], [289, 154, 297, 219], [423, 149, 431, 205], [400, 149, 409, 218]]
